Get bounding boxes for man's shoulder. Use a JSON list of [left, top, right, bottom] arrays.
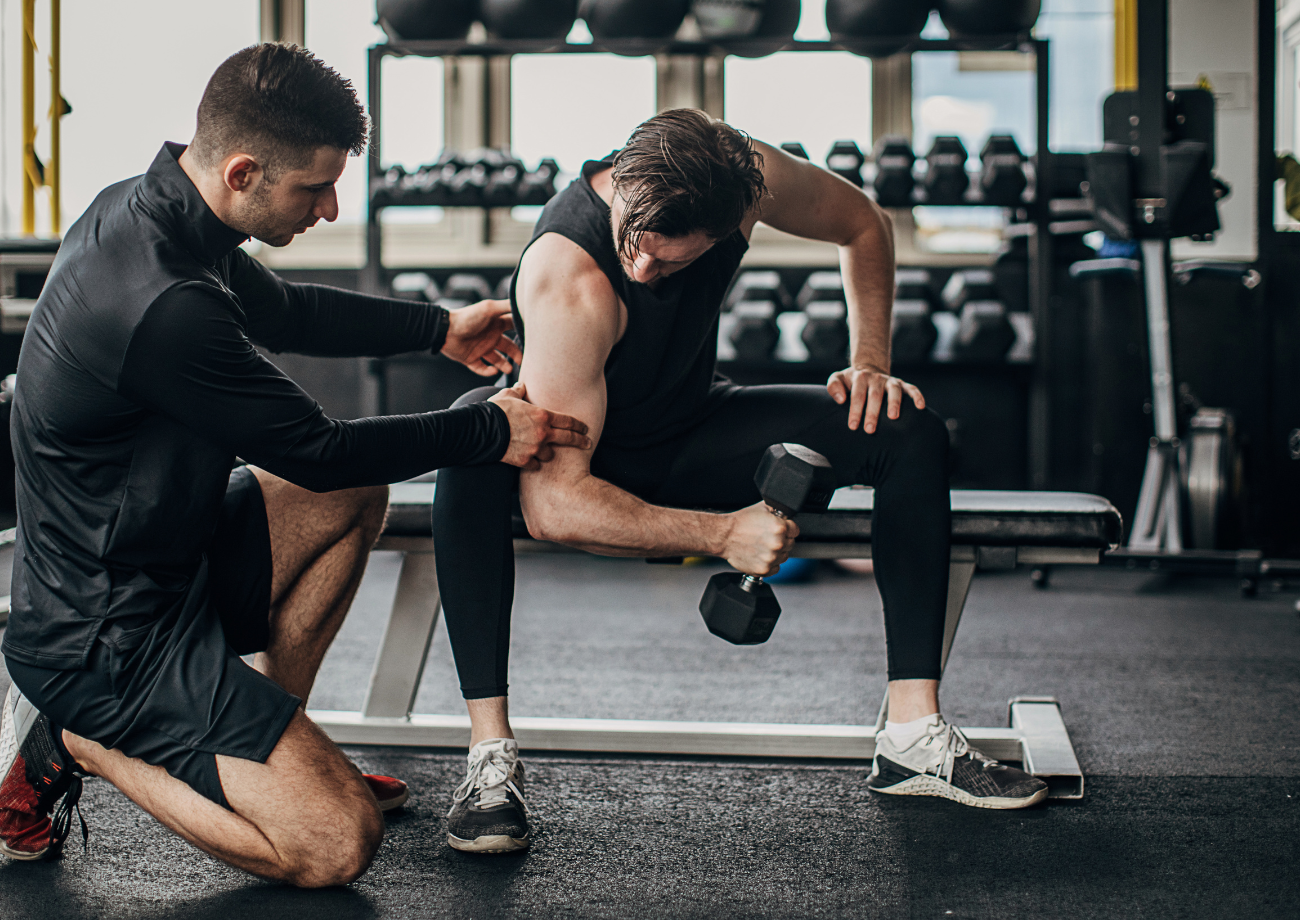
[[519, 233, 617, 309]]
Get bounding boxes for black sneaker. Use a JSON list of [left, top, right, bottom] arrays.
[[869, 716, 1048, 810], [0, 686, 88, 860], [447, 738, 530, 854]]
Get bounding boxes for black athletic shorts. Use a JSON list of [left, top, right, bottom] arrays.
[[5, 466, 299, 810]]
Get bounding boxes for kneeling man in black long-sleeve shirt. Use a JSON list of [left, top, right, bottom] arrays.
[[0, 43, 588, 885]]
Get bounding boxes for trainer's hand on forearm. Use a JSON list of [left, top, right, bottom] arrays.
[[488, 382, 592, 471], [827, 365, 925, 433], [442, 299, 524, 377], [721, 502, 800, 577]]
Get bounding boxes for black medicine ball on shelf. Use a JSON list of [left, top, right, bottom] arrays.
[[579, 0, 690, 46], [693, 0, 801, 57], [376, 0, 476, 40], [826, 0, 932, 56], [480, 0, 579, 39], [935, 0, 1039, 36]]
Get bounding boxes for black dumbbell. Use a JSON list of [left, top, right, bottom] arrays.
[[895, 268, 938, 309], [923, 136, 970, 205], [729, 299, 780, 361], [483, 150, 526, 206], [447, 158, 490, 206], [979, 135, 1027, 206], [390, 271, 439, 303], [780, 141, 810, 160], [517, 158, 560, 206], [826, 140, 866, 187], [940, 268, 998, 311], [801, 301, 849, 363], [953, 300, 1017, 362], [726, 270, 792, 312], [438, 273, 493, 310], [872, 136, 917, 207], [891, 299, 938, 364], [796, 270, 844, 310], [699, 444, 836, 645]]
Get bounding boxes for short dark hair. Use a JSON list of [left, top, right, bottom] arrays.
[[190, 43, 368, 180], [610, 109, 767, 260]]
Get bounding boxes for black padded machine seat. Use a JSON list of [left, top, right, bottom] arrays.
[[311, 485, 1122, 800]]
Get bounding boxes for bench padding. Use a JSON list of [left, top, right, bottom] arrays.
[[383, 483, 1122, 550]]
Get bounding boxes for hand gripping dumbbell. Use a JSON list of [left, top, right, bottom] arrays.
[[699, 444, 836, 645]]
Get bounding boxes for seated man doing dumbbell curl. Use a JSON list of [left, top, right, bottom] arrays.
[[433, 109, 1048, 855]]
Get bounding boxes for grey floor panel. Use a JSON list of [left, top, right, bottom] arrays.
[[0, 756, 1294, 920]]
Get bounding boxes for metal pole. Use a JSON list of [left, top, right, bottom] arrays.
[[21, 0, 35, 237], [364, 44, 383, 295], [49, 0, 59, 235], [1028, 39, 1052, 489], [1140, 239, 1176, 442]]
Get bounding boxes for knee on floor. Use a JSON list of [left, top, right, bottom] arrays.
[[283, 804, 384, 888]]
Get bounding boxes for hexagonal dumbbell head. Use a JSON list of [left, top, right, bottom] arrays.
[[754, 443, 836, 517], [700, 572, 783, 644]]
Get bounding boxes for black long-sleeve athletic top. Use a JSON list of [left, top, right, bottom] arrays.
[[3, 143, 509, 670]]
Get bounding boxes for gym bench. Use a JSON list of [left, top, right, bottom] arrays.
[[308, 485, 1121, 800]]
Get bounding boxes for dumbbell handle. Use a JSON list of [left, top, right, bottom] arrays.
[[738, 505, 790, 594]]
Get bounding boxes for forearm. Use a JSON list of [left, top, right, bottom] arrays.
[[523, 471, 730, 558], [839, 209, 896, 372], [274, 283, 450, 357]]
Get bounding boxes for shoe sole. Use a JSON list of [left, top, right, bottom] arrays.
[[0, 840, 47, 861], [0, 686, 39, 786], [376, 788, 409, 813], [447, 832, 530, 854], [869, 773, 1049, 810]]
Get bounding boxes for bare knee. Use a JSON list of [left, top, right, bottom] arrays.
[[283, 801, 384, 888]]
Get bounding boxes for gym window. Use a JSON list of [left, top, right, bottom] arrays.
[[723, 52, 872, 176], [510, 52, 657, 222]]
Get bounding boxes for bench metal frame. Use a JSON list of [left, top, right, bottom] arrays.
[[309, 534, 1092, 800]]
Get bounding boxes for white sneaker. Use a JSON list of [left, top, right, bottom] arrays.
[[868, 716, 1048, 809], [446, 738, 530, 854]]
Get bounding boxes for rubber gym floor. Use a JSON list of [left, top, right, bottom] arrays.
[[0, 550, 1297, 920]]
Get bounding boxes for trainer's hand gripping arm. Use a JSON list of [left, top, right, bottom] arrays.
[[514, 234, 796, 575], [750, 140, 924, 433]]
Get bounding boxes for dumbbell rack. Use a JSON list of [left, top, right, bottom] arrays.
[[363, 34, 1057, 486]]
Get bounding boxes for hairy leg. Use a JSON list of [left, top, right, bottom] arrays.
[[63, 710, 382, 887], [248, 468, 388, 700], [467, 697, 514, 747]]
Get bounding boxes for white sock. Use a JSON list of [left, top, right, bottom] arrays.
[[883, 713, 943, 749]]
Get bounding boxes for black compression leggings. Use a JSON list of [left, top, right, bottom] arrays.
[[432, 385, 952, 699]]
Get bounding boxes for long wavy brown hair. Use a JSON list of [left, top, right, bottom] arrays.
[[610, 109, 768, 260]]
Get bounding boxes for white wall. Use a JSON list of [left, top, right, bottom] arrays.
[[1169, 0, 1259, 260]]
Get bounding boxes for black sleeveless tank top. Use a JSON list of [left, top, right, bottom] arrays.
[[511, 154, 747, 452]]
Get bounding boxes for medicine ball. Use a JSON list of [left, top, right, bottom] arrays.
[[376, 0, 476, 40], [825, 0, 932, 46], [934, 0, 1039, 37], [579, 0, 690, 41], [693, 0, 801, 57], [480, 0, 579, 39]]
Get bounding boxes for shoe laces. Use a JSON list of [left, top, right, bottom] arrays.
[[45, 775, 88, 860], [450, 741, 528, 816], [921, 721, 997, 784]]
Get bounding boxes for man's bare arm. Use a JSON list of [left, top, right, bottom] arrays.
[[515, 233, 794, 573], [747, 140, 924, 432]]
